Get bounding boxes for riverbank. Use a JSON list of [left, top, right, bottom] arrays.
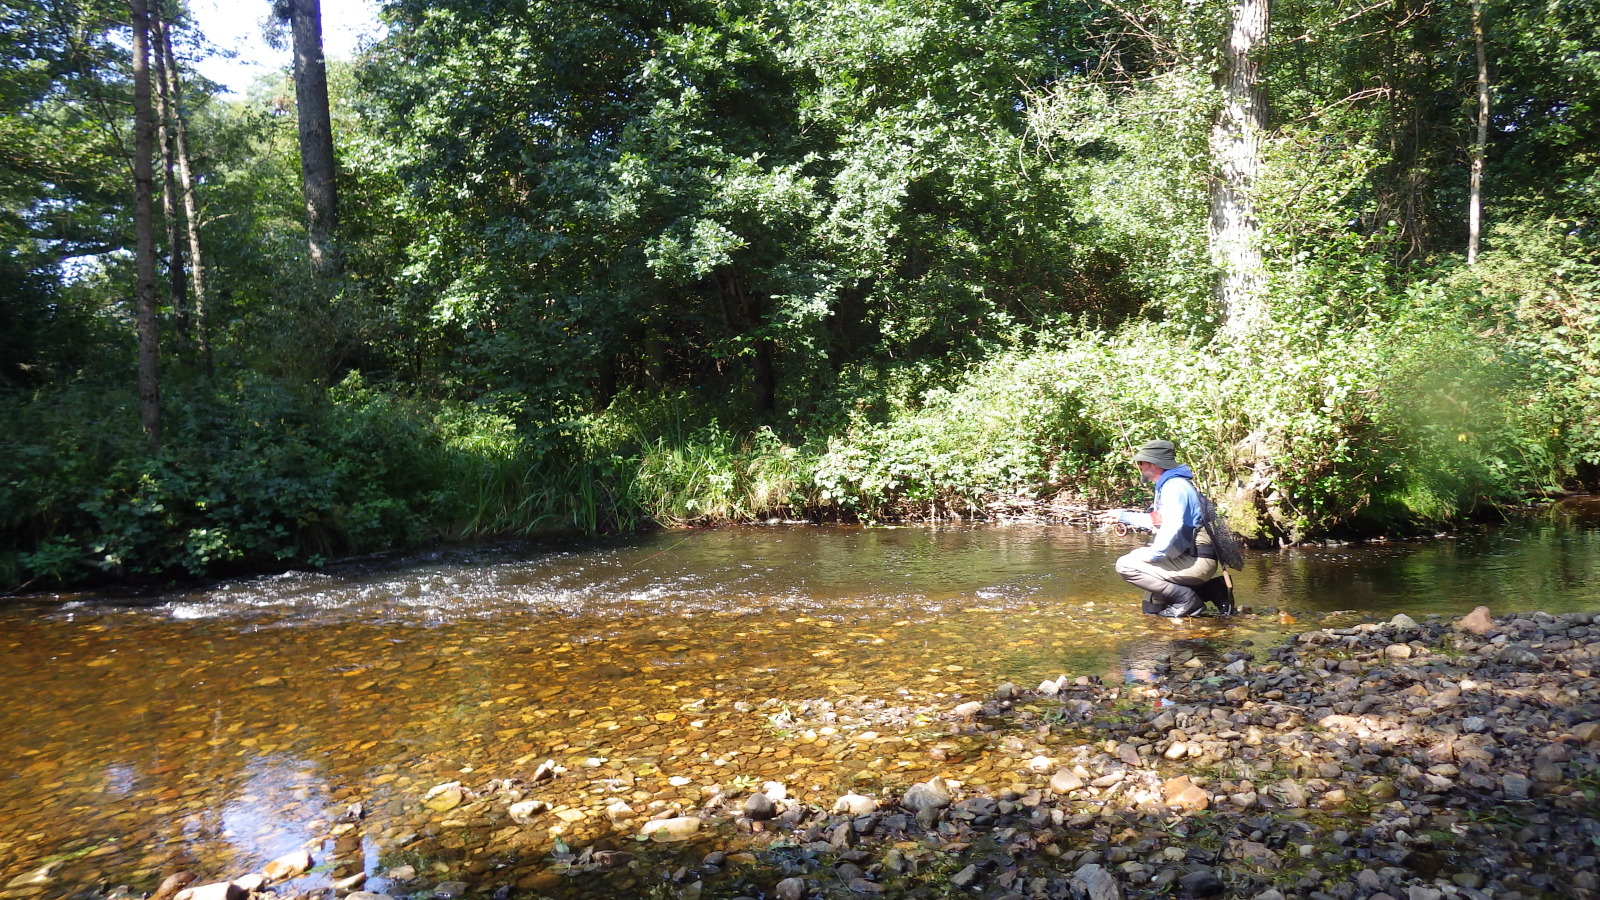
[[20, 605, 1589, 900]]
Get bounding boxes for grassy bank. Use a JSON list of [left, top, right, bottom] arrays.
[[6, 250, 1594, 593]]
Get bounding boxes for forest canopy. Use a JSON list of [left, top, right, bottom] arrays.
[[2, 0, 1598, 588]]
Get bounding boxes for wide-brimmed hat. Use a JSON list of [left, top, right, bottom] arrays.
[[1131, 439, 1179, 469]]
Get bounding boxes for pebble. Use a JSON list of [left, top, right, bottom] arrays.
[[950, 864, 979, 888], [508, 799, 549, 823], [743, 792, 776, 820], [433, 882, 469, 899], [833, 793, 878, 815], [641, 816, 701, 842], [1456, 606, 1496, 634], [261, 850, 311, 882], [775, 877, 807, 900], [1051, 769, 1084, 792], [173, 882, 245, 900], [1074, 863, 1123, 900], [4, 864, 59, 889], [900, 778, 952, 813], [1179, 870, 1226, 899]]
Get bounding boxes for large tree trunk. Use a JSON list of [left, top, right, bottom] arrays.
[[1211, 0, 1271, 338], [1467, 0, 1488, 264], [156, 7, 210, 367], [290, 0, 339, 276], [131, 0, 162, 449], [151, 24, 186, 345]]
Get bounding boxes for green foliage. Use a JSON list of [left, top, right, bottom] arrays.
[[4, 0, 1599, 591], [0, 374, 639, 588]]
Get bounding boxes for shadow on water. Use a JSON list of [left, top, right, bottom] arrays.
[[2, 508, 1598, 895]]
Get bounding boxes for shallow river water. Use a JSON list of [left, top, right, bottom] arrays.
[[3, 513, 1600, 897]]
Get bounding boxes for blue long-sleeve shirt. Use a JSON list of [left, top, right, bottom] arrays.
[[1116, 465, 1204, 562]]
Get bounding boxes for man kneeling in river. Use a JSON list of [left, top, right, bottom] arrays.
[[1098, 440, 1220, 619]]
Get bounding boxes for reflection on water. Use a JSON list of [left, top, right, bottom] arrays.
[[2, 516, 1599, 895]]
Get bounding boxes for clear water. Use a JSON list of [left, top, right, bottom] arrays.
[[2, 510, 1598, 896]]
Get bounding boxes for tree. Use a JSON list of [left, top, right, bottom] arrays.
[[282, 0, 338, 276], [1211, 0, 1270, 337], [154, 3, 210, 363], [1466, 0, 1486, 265], [130, 0, 162, 448]]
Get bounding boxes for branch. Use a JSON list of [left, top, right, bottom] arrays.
[[1284, 0, 1396, 44]]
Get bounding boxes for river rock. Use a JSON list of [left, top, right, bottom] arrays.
[[763, 780, 788, 801], [1179, 870, 1226, 899], [1390, 613, 1418, 628], [952, 700, 983, 717], [347, 894, 394, 900], [1074, 863, 1123, 900], [744, 791, 776, 820], [606, 800, 634, 823], [950, 864, 979, 888], [5, 863, 60, 889], [1228, 840, 1279, 866], [508, 799, 549, 823], [262, 849, 312, 882], [433, 882, 468, 899], [1162, 775, 1209, 811], [1051, 769, 1084, 793], [775, 877, 807, 900], [996, 682, 1019, 700], [386, 865, 416, 881], [1269, 780, 1307, 808], [901, 777, 952, 813], [1502, 773, 1531, 800], [833, 793, 878, 815], [423, 782, 464, 812], [1572, 722, 1600, 743], [1457, 606, 1496, 635], [1229, 791, 1258, 809], [173, 882, 246, 900], [642, 816, 701, 842], [1368, 781, 1397, 799], [151, 872, 196, 900], [233, 875, 266, 892], [1385, 644, 1412, 660], [1029, 755, 1054, 773]]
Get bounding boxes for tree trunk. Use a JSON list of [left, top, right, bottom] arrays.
[[1467, 0, 1488, 265], [151, 10, 187, 345], [131, 0, 162, 450], [1211, 0, 1271, 337], [290, 0, 339, 276], [157, 8, 209, 367]]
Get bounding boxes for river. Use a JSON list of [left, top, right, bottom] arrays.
[[3, 512, 1599, 898]]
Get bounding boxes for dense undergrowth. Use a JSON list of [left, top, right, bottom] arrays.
[[5, 229, 1595, 592]]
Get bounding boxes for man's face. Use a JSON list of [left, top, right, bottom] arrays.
[[1136, 461, 1163, 482]]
